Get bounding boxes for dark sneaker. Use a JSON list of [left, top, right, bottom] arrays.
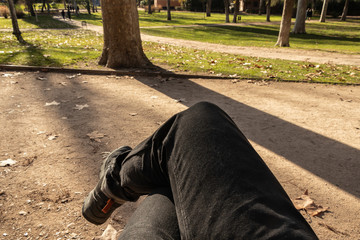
[[82, 146, 138, 225]]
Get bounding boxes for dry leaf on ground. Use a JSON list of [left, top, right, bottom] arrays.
[[0, 159, 17, 167], [45, 101, 60, 106], [292, 190, 329, 217], [74, 104, 89, 110], [87, 131, 106, 142]]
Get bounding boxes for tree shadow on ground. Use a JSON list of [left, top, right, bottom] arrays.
[[21, 15, 76, 29], [132, 70, 360, 199]]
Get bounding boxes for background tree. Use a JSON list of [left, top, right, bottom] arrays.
[[167, 0, 171, 20], [258, 0, 264, 14], [148, 0, 152, 14], [340, 0, 349, 21], [224, 0, 229, 22], [275, 0, 294, 47], [206, 0, 212, 16], [232, 0, 239, 23], [266, 0, 271, 21], [99, 0, 150, 68], [292, 0, 307, 33], [319, 0, 329, 22], [25, 0, 35, 16], [8, 0, 25, 43]]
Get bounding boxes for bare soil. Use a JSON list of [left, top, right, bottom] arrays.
[[0, 70, 359, 239]]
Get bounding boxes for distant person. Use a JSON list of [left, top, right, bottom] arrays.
[[306, 8, 313, 21], [61, 9, 65, 20], [67, 8, 71, 20]]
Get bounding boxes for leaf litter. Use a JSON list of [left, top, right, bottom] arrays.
[[87, 131, 106, 142], [292, 190, 329, 217]]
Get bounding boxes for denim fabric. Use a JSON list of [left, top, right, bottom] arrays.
[[119, 102, 318, 240]]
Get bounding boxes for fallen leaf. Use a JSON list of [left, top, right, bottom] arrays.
[[2, 73, 13, 77], [87, 131, 106, 142], [174, 98, 186, 103], [0, 159, 17, 167], [37, 77, 47, 81], [129, 112, 138, 116], [66, 75, 77, 79], [48, 135, 58, 140], [293, 190, 329, 217], [45, 101, 60, 106], [74, 104, 89, 110]]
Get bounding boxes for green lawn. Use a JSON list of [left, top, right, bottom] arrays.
[[141, 21, 360, 54], [0, 30, 102, 67], [71, 11, 283, 27], [0, 29, 358, 84], [0, 12, 359, 84], [0, 15, 75, 29]]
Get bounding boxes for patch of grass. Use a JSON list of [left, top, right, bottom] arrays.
[[0, 29, 358, 84], [71, 11, 283, 27], [141, 21, 360, 54], [0, 14, 75, 29], [0, 30, 102, 67], [143, 41, 360, 84], [71, 12, 103, 26]]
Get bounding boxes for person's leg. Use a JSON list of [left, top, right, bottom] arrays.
[[120, 102, 318, 239], [118, 188, 180, 240]]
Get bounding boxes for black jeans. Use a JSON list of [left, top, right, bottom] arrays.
[[118, 102, 318, 240]]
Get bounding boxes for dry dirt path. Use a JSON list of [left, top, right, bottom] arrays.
[[0, 71, 359, 239], [52, 16, 360, 66]]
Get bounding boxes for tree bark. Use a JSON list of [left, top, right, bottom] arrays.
[[275, 0, 294, 47], [99, 0, 150, 68], [232, 0, 239, 23], [167, 0, 171, 20], [266, 0, 271, 22], [206, 0, 212, 17], [148, 0, 152, 14], [292, 0, 307, 33], [8, 0, 25, 43], [26, 0, 35, 16], [259, 0, 264, 15], [319, 0, 329, 22], [340, 0, 349, 21], [224, 0, 230, 23]]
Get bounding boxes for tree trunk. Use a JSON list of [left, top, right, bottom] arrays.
[[224, 0, 229, 23], [148, 0, 152, 14], [8, 0, 25, 43], [292, 0, 307, 33], [259, 0, 263, 15], [41, 0, 46, 12], [266, 0, 271, 22], [275, 0, 294, 47], [167, 0, 171, 20], [340, 0, 349, 21], [63, 0, 66, 9], [26, 0, 35, 16], [206, 0, 212, 17], [319, 0, 329, 22], [232, 0, 240, 23], [99, 0, 150, 68]]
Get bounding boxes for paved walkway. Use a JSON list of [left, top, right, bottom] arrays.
[[51, 16, 360, 66]]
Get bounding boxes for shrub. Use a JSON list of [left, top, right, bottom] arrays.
[[15, 5, 25, 18], [0, 5, 10, 18]]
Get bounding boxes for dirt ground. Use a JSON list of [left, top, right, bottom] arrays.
[[0, 70, 359, 240]]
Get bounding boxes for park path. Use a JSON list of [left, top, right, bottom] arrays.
[[53, 16, 360, 66]]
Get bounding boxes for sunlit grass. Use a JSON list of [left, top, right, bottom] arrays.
[[0, 30, 102, 67], [143, 41, 360, 84], [141, 22, 360, 54]]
